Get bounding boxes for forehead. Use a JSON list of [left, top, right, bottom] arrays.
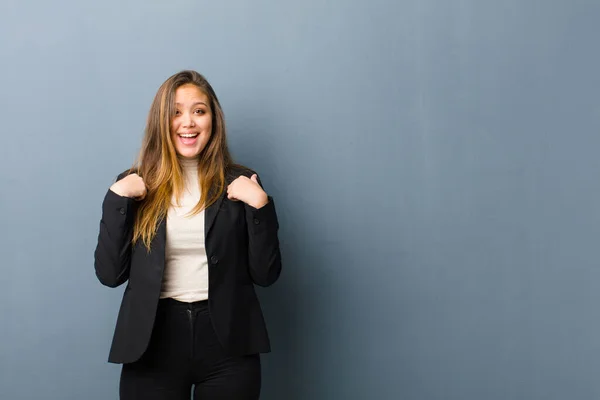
[[174, 84, 209, 104]]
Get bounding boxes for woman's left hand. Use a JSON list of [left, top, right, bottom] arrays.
[[227, 174, 269, 209]]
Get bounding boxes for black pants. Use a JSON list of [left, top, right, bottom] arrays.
[[120, 298, 261, 399]]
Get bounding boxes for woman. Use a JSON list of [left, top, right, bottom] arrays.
[[94, 70, 282, 399]]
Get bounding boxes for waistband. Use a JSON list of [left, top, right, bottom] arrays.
[[158, 297, 209, 311]]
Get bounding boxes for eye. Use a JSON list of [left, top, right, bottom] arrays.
[[175, 110, 181, 116], [194, 109, 205, 115]]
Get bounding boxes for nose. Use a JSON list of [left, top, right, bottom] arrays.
[[181, 112, 195, 128]]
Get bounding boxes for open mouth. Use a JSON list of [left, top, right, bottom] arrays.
[[178, 133, 199, 145]]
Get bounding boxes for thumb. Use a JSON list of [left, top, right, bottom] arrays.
[[251, 174, 259, 183]]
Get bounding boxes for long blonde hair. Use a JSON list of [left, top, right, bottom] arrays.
[[131, 70, 233, 249]]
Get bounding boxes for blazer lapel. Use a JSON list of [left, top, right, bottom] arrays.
[[205, 191, 226, 238], [148, 216, 167, 277], [150, 186, 224, 265]]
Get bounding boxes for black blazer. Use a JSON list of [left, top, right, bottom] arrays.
[[94, 166, 282, 364]]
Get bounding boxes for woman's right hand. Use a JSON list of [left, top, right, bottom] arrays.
[[110, 173, 147, 200]]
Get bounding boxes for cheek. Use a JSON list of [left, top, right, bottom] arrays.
[[170, 131, 179, 146], [201, 133, 211, 148], [201, 117, 212, 131]]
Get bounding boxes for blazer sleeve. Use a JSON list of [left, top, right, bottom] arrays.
[[93, 172, 136, 288], [244, 174, 282, 287]]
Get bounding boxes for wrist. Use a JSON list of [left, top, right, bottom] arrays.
[[110, 182, 126, 197], [249, 193, 269, 209]]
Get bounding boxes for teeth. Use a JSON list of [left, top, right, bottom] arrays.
[[180, 134, 197, 138]]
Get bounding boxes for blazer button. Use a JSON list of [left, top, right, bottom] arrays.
[[119, 208, 126, 215], [253, 218, 260, 225], [210, 256, 219, 264]]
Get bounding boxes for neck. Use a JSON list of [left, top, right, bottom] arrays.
[[178, 155, 199, 171]]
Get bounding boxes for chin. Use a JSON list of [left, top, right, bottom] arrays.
[[176, 147, 204, 159]]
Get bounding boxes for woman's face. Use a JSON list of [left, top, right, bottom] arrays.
[[170, 83, 213, 159]]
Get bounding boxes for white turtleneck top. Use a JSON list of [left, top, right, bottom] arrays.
[[160, 157, 209, 302]]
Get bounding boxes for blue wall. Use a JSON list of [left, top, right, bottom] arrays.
[[1, 1, 599, 399]]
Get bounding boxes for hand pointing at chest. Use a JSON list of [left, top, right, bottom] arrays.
[[109, 173, 147, 201], [227, 174, 268, 209]]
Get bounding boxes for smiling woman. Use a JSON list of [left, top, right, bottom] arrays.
[[171, 84, 213, 158], [93, 70, 282, 400]]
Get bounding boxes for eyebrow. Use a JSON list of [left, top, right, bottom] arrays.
[[175, 102, 208, 107]]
